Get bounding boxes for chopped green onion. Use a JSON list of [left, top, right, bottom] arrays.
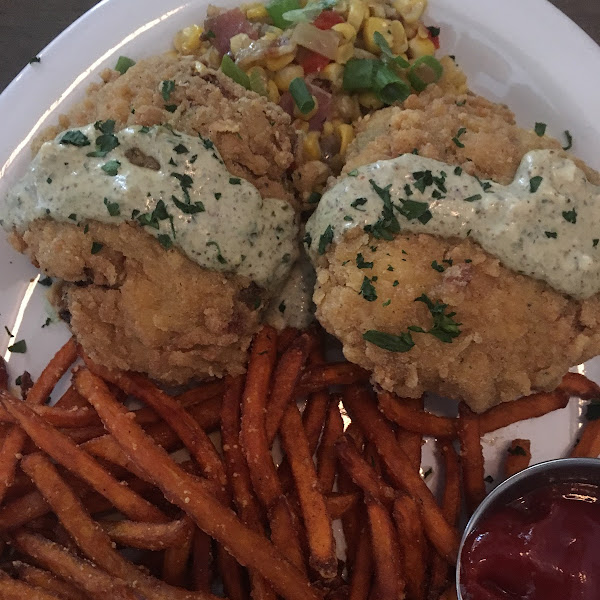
[[249, 69, 268, 97], [289, 77, 315, 114], [407, 55, 443, 92], [282, 0, 337, 24], [220, 55, 250, 90], [373, 32, 409, 68], [114, 56, 136, 74], [267, 0, 301, 28], [342, 59, 377, 91], [373, 64, 411, 105]]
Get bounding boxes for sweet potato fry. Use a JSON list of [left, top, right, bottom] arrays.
[[457, 403, 486, 515], [11, 562, 87, 600], [217, 545, 248, 600], [348, 529, 372, 600], [325, 492, 359, 520], [504, 439, 532, 478], [394, 396, 424, 470], [99, 517, 190, 550], [277, 328, 300, 354], [378, 392, 456, 438], [479, 389, 569, 434], [317, 398, 344, 494], [76, 368, 320, 600], [3, 399, 167, 523], [336, 467, 361, 571], [0, 571, 64, 600], [558, 372, 600, 399], [11, 531, 139, 599], [393, 495, 426, 600], [343, 386, 460, 563], [192, 529, 213, 593], [571, 418, 600, 458], [163, 516, 195, 587], [265, 333, 313, 445], [280, 402, 337, 579], [297, 363, 370, 396], [366, 498, 404, 600], [53, 386, 88, 410]]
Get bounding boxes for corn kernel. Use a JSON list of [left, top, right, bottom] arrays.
[[174, 24, 203, 55], [335, 43, 354, 64], [267, 80, 280, 103], [389, 21, 408, 54], [295, 120, 309, 133], [347, 0, 368, 31], [363, 17, 393, 54], [417, 23, 430, 38], [245, 3, 268, 19], [265, 52, 296, 72], [303, 131, 321, 161], [408, 36, 435, 58], [230, 33, 252, 57], [320, 63, 344, 89], [322, 121, 335, 136], [273, 64, 304, 91], [393, 0, 427, 24], [358, 91, 384, 109], [336, 123, 354, 156], [332, 23, 357, 42]]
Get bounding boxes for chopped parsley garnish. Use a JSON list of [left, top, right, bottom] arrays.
[[172, 195, 205, 214], [60, 130, 90, 147], [38, 276, 53, 286], [29, 56, 41, 64], [303, 232, 312, 248], [362, 329, 414, 352], [562, 130, 573, 151], [348, 169, 358, 177], [359, 276, 377, 301], [46, 177, 52, 184], [534, 122, 546, 137], [7, 340, 27, 354], [474, 176, 492, 192], [278, 301, 286, 313], [87, 120, 119, 157], [453, 166, 462, 176], [83, 224, 89, 234], [158, 235, 173, 249], [42, 317, 52, 328], [529, 176, 543, 193], [190, 154, 198, 164], [171, 172, 194, 202], [318, 225, 334, 255], [136, 199, 173, 232], [140, 126, 150, 134], [351, 197, 367, 211], [161, 80, 176, 101], [397, 199, 432, 224], [207, 241, 227, 263], [545, 231, 557, 239], [507, 445, 527, 456], [101, 160, 121, 176], [307, 192, 322, 204], [452, 127, 467, 148], [562, 208, 577, 224], [173, 144, 188, 154], [229, 177, 241, 185], [427, 26, 440, 37], [363, 180, 400, 240], [103, 198, 120, 217], [91, 242, 103, 254], [455, 100, 466, 107], [382, 299, 391, 307], [114, 56, 135, 74], [387, 265, 394, 271], [393, 280, 399, 287], [344, 215, 353, 222], [415, 293, 461, 343], [594, 239, 599, 248], [431, 260, 444, 272], [356, 253, 373, 269], [214, 192, 221, 200], [464, 194, 481, 203], [164, 104, 177, 113], [200, 135, 214, 150]]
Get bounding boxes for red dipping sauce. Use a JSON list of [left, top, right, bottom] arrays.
[[459, 482, 600, 600]]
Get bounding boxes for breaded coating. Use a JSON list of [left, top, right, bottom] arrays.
[[12, 221, 264, 383], [34, 55, 296, 203], [313, 85, 600, 411]]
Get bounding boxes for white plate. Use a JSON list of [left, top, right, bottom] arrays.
[[1, 0, 599, 489]]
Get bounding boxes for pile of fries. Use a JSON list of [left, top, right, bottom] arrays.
[[0, 326, 598, 600]]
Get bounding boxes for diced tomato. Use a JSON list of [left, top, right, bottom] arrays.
[[313, 10, 345, 30], [298, 49, 330, 74]]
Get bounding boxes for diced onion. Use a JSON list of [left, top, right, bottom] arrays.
[[291, 22, 340, 60]]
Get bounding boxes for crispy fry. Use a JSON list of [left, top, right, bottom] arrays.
[[11, 562, 87, 600], [99, 517, 190, 550], [348, 529, 372, 600], [3, 399, 167, 523], [457, 403, 486, 515], [76, 368, 321, 600], [0, 571, 64, 600], [479, 389, 569, 434], [192, 529, 213, 593], [343, 386, 460, 563], [558, 372, 600, 399], [504, 439, 532, 478], [217, 545, 248, 600], [277, 328, 300, 354], [163, 516, 195, 587], [53, 386, 88, 410], [393, 495, 426, 600], [280, 402, 337, 579], [365, 499, 404, 600], [378, 391, 456, 438], [336, 467, 361, 571], [440, 442, 461, 527], [394, 396, 424, 470], [335, 437, 395, 508], [325, 492, 359, 520], [571, 418, 600, 458], [265, 333, 313, 445], [297, 363, 370, 396], [317, 398, 344, 494]]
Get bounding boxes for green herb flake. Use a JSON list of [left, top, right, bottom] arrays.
[[593, 239, 599, 248], [534, 122, 546, 137], [359, 276, 377, 302], [344, 215, 353, 222], [68, 211, 77, 221], [562, 208, 577, 224], [86, 120, 119, 157], [91, 242, 103, 255], [348, 169, 359, 177], [464, 194, 482, 203], [387, 265, 394, 271], [414, 293, 461, 343], [46, 177, 52, 184], [172, 195, 205, 214], [453, 166, 462, 176], [393, 280, 399, 287], [60, 130, 90, 147], [101, 159, 121, 176], [431, 260, 444, 273], [307, 191, 322, 204], [529, 176, 543, 193], [452, 127, 466, 148], [303, 232, 312, 248], [318, 225, 334, 255], [8, 340, 27, 353], [356, 253, 373, 269], [214, 192, 222, 200], [42, 317, 52, 329], [114, 56, 135, 74], [103, 198, 120, 217], [161, 80, 176, 101], [140, 126, 150, 134], [562, 130, 573, 151], [229, 177, 241, 185], [164, 104, 177, 113], [207, 240, 226, 263], [362, 329, 414, 352], [29, 56, 41, 64], [397, 199, 432, 224], [382, 299, 391, 307], [173, 144, 189, 154], [351, 197, 367, 211], [158, 235, 173, 249], [545, 231, 557, 239], [364, 180, 400, 240], [455, 100, 466, 106]]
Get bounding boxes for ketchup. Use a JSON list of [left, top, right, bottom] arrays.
[[460, 482, 600, 600]]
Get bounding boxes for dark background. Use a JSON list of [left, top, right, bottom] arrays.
[[0, 0, 598, 92]]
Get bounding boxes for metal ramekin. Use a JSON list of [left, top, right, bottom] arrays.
[[456, 457, 600, 599]]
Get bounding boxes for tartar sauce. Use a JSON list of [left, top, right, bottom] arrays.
[[0, 123, 298, 291], [305, 150, 600, 299]]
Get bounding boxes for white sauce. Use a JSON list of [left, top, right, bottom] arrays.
[[0, 123, 298, 291], [306, 150, 600, 299]]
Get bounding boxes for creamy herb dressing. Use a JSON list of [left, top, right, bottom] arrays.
[[305, 150, 600, 299], [0, 123, 298, 291]]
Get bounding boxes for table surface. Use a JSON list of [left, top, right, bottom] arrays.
[[0, 0, 598, 93]]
